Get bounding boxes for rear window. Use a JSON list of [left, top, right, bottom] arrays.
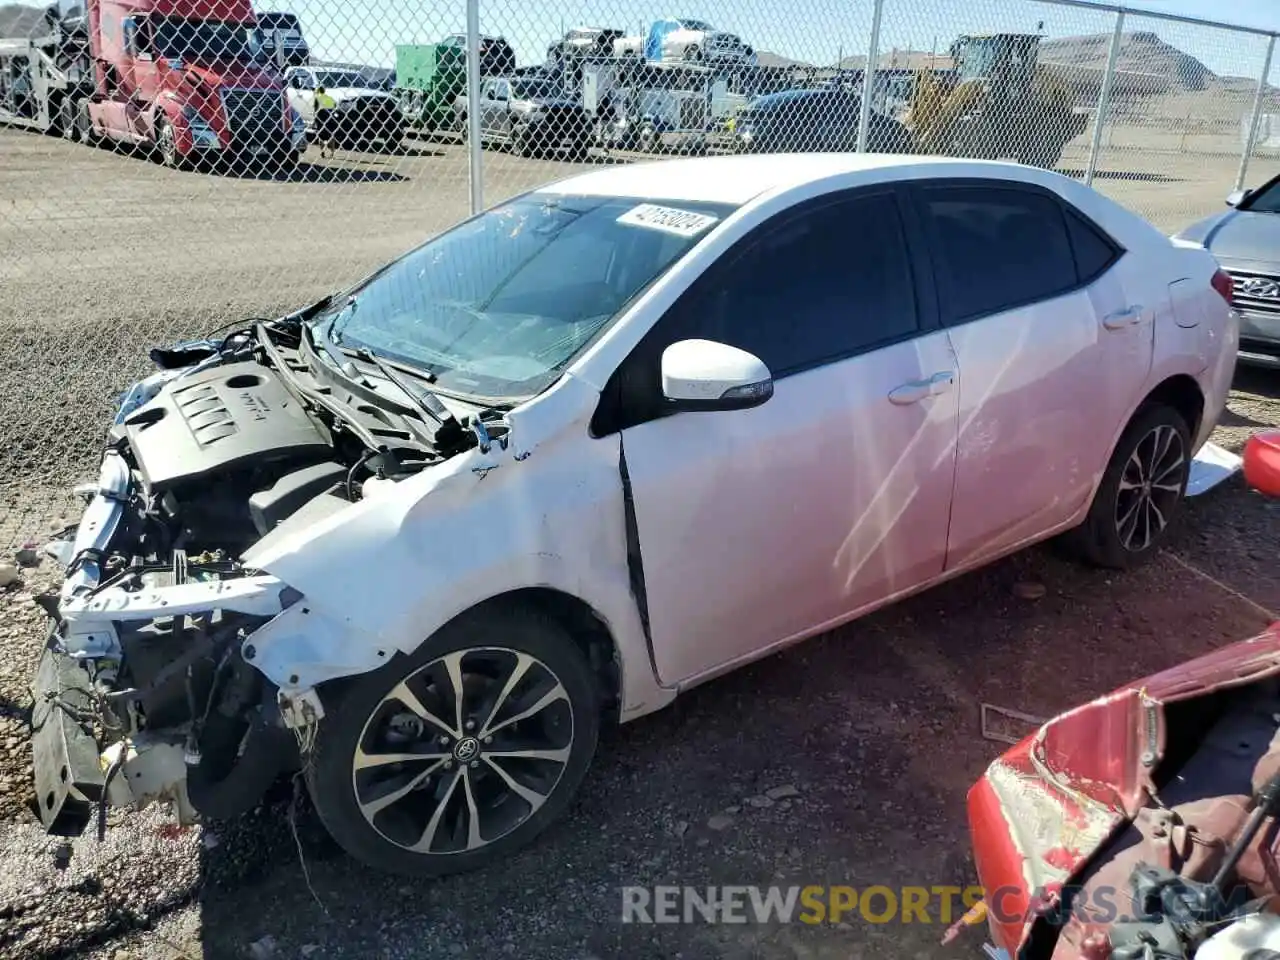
[[1065, 208, 1122, 283], [920, 184, 1078, 325]]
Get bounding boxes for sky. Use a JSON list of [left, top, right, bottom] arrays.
[[290, 0, 1280, 85]]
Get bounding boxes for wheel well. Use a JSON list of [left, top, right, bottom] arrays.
[[1140, 374, 1205, 438], [469, 588, 622, 722]]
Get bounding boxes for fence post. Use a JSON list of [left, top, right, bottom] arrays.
[[1237, 34, 1276, 191], [856, 0, 886, 152], [465, 0, 483, 214], [1085, 11, 1124, 187]]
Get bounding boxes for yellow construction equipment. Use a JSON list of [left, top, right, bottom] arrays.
[[907, 33, 1089, 168]]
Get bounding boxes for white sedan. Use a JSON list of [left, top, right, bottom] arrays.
[[36, 154, 1237, 878]]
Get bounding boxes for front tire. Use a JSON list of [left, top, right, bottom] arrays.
[[1064, 402, 1191, 570], [306, 605, 601, 877], [75, 98, 101, 147], [155, 117, 188, 170]]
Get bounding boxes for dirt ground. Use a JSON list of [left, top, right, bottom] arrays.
[[0, 124, 1279, 960]]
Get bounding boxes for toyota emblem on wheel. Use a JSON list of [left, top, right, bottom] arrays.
[[1240, 276, 1280, 299], [453, 737, 480, 762]]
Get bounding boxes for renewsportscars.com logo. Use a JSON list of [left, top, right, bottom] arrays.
[[620, 883, 1256, 925]]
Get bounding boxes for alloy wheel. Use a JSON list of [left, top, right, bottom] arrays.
[[350, 647, 574, 856], [158, 122, 178, 168], [1114, 424, 1186, 553]]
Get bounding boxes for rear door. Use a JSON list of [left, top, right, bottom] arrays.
[[910, 180, 1151, 569]]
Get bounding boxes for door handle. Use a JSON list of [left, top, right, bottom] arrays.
[[888, 371, 955, 405], [1102, 305, 1145, 330]]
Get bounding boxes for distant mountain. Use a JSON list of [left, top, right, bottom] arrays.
[[1038, 30, 1213, 91], [838, 49, 955, 72], [755, 50, 813, 69], [0, 3, 46, 38]]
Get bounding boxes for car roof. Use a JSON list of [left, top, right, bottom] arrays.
[[534, 152, 1028, 206]]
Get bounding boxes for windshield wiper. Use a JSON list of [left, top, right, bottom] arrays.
[[304, 311, 367, 384], [354, 347, 458, 430]]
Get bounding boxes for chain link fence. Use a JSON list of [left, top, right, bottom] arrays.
[[0, 0, 1277, 550]]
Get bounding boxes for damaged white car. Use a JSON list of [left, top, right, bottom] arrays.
[[32, 153, 1239, 877]]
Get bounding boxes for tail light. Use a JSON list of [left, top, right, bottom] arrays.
[[1211, 267, 1233, 306]]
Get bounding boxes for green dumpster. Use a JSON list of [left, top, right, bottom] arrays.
[[394, 43, 467, 133]]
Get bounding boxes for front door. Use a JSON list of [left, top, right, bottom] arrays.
[[606, 188, 961, 685], [910, 181, 1154, 569]]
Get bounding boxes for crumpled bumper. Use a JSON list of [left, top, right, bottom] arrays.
[[30, 636, 106, 834]]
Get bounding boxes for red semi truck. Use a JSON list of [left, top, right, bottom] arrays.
[[0, 0, 306, 171]]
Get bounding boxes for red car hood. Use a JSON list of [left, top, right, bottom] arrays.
[[968, 623, 1280, 955]]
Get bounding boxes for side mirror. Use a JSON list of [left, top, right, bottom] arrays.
[[1244, 429, 1280, 498], [660, 339, 773, 411], [1226, 189, 1249, 207]]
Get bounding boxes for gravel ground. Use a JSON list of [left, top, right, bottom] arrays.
[[1, 125, 1279, 960]]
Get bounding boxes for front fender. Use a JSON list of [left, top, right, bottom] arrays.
[[244, 375, 673, 721]]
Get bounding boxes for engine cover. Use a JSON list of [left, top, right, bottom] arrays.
[[121, 362, 332, 493]]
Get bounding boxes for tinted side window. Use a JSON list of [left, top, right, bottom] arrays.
[[676, 192, 918, 375], [593, 192, 920, 436], [921, 186, 1077, 325], [1064, 208, 1121, 283]]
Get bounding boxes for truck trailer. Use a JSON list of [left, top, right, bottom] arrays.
[[0, 0, 306, 172]]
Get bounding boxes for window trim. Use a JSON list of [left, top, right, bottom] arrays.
[[590, 183, 935, 437], [908, 178, 1126, 330]]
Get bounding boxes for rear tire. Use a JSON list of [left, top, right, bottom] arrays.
[[73, 99, 95, 145], [512, 126, 534, 157], [58, 98, 76, 140], [1062, 403, 1192, 570], [306, 604, 601, 877], [274, 150, 300, 177], [637, 121, 658, 153]]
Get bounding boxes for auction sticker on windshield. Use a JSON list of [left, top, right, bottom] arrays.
[[617, 204, 719, 237]]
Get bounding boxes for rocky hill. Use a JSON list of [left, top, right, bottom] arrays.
[[1039, 30, 1214, 91]]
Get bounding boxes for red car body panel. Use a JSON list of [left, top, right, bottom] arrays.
[[1244, 430, 1280, 499], [968, 623, 1280, 956]]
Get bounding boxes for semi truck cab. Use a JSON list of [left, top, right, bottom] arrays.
[[80, 0, 304, 169]]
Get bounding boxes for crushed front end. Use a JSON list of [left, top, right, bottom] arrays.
[[30, 315, 482, 837], [33, 448, 306, 835]]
